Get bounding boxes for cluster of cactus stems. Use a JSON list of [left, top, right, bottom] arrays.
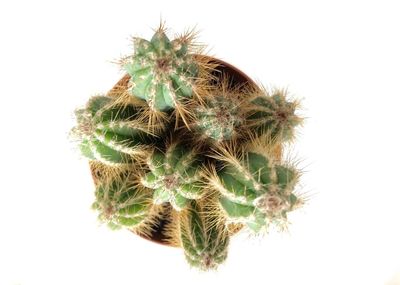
[[70, 24, 304, 271]]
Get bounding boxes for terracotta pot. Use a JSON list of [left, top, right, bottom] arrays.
[[90, 57, 275, 246]]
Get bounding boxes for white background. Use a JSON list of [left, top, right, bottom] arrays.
[[1, 0, 399, 284]]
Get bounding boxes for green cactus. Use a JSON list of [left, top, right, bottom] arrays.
[[122, 27, 199, 112], [71, 24, 306, 271], [71, 95, 156, 166], [247, 89, 302, 142], [212, 149, 301, 232], [141, 143, 203, 211], [180, 200, 229, 270], [192, 93, 244, 143], [91, 173, 154, 231]]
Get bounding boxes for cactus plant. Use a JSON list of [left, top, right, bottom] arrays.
[[71, 24, 305, 271], [140, 143, 203, 211]]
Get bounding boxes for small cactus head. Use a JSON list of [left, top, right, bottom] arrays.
[[247, 88, 303, 142], [120, 24, 218, 127], [190, 80, 247, 144], [140, 142, 204, 211], [122, 25, 199, 112]]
